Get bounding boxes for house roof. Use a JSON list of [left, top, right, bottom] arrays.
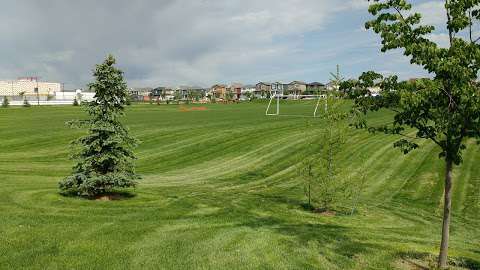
[[211, 84, 227, 88], [289, 81, 306, 85], [178, 85, 206, 90], [230, 83, 243, 88], [256, 82, 272, 86], [308, 82, 325, 86]]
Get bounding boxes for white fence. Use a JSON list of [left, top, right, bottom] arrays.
[[1, 91, 96, 106], [7, 100, 78, 106]]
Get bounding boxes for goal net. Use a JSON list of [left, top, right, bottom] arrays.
[[265, 94, 327, 117]]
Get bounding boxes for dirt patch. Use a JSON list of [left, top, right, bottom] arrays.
[[394, 259, 429, 270], [94, 193, 134, 201], [179, 106, 208, 112], [313, 209, 337, 216], [394, 253, 478, 270], [95, 195, 120, 201]]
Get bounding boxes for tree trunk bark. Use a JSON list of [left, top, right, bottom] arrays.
[[438, 158, 453, 269]]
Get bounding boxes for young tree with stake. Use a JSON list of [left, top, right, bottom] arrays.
[[59, 55, 139, 197], [298, 96, 353, 212], [350, 1, 480, 268]]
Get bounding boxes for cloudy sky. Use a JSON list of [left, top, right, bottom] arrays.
[[0, 0, 446, 89]]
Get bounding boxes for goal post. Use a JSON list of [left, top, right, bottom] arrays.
[[265, 94, 326, 117]]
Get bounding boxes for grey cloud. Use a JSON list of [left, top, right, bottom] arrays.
[[0, 0, 371, 88]]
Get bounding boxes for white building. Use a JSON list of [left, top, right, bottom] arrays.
[[0, 77, 62, 97]]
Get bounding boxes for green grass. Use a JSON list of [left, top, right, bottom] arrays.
[[0, 102, 479, 269]]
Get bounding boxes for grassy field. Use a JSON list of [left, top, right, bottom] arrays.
[[0, 102, 479, 269]]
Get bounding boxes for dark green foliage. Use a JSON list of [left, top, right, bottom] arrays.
[[1, 96, 9, 108], [359, 0, 480, 167], [244, 91, 253, 101], [22, 99, 31, 107], [225, 91, 235, 101], [59, 55, 139, 197], [351, 1, 480, 268], [73, 98, 79, 106]]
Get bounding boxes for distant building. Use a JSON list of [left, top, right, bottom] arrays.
[[271, 82, 285, 96], [240, 84, 256, 100], [152, 87, 166, 97], [306, 82, 325, 93], [178, 86, 208, 101], [129, 87, 153, 101], [255, 82, 272, 98], [287, 81, 307, 96], [210, 84, 227, 99], [229, 83, 243, 100], [0, 77, 62, 97], [326, 81, 340, 91]]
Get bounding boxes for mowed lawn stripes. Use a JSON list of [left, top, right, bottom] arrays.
[[0, 102, 478, 269]]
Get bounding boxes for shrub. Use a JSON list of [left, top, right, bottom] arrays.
[[23, 99, 31, 107], [1, 96, 9, 108]]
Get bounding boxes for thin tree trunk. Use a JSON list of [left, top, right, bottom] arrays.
[[308, 183, 311, 207], [438, 158, 453, 269]]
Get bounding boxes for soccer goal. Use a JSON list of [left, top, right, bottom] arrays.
[[265, 94, 327, 117]]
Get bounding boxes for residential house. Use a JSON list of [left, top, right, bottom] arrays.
[[129, 87, 153, 101], [306, 82, 325, 94], [178, 86, 208, 101], [152, 86, 174, 101], [210, 84, 227, 100], [326, 81, 340, 91], [255, 82, 271, 98], [271, 82, 285, 96], [229, 83, 243, 100], [287, 81, 307, 96], [127, 88, 139, 99], [241, 84, 256, 100], [152, 87, 165, 97]]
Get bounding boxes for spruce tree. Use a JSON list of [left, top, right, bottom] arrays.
[[59, 55, 139, 197]]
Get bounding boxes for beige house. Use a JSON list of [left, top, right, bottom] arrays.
[[287, 81, 307, 95], [255, 82, 271, 98], [210, 84, 227, 99]]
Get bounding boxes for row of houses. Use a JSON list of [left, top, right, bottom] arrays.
[[129, 81, 337, 102], [0, 77, 338, 103]]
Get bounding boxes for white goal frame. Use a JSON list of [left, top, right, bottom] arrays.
[[265, 94, 327, 117]]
